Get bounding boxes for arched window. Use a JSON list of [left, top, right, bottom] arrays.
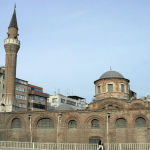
[[11, 118, 22, 129], [116, 118, 126, 128], [91, 119, 99, 129], [108, 105, 113, 109], [136, 117, 146, 128], [89, 136, 100, 143], [38, 118, 54, 129], [68, 120, 77, 129]]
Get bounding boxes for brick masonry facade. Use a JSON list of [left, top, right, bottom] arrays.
[[0, 98, 149, 144]]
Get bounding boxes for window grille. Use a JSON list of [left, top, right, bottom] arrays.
[[108, 105, 113, 109], [136, 117, 146, 128], [68, 120, 77, 129], [116, 118, 126, 128], [11, 118, 22, 129], [97, 86, 101, 94], [91, 119, 99, 129], [121, 84, 125, 93], [108, 84, 113, 92], [89, 136, 100, 144], [38, 118, 54, 129]]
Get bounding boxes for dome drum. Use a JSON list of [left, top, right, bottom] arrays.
[[94, 71, 130, 100]]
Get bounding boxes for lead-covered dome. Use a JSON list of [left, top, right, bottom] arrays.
[[100, 71, 124, 79], [55, 104, 74, 111]]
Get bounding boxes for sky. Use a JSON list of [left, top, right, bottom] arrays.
[[0, 0, 150, 103]]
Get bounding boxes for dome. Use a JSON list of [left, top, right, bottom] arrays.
[[100, 71, 124, 79], [55, 104, 74, 111]]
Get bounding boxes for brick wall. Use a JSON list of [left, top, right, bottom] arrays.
[[0, 98, 149, 144]]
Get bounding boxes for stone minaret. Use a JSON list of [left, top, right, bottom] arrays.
[[0, 5, 20, 112]]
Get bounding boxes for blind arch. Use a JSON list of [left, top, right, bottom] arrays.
[[136, 117, 146, 128], [91, 119, 99, 129], [11, 118, 22, 129], [68, 120, 77, 129], [116, 118, 126, 128], [37, 118, 54, 129]]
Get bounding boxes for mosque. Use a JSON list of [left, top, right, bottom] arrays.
[[0, 5, 150, 144]]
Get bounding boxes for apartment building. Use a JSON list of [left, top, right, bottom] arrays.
[[0, 66, 49, 111], [48, 94, 87, 110], [28, 84, 49, 111]]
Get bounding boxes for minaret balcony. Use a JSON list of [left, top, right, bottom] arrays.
[[4, 38, 20, 46]]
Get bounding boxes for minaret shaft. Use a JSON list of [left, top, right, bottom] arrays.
[[0, 5, 20, 112]]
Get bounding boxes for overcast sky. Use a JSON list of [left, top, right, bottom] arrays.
[[0, 0, 150, 103]]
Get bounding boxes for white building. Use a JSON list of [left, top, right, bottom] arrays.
[[47, 94, 87, 110]]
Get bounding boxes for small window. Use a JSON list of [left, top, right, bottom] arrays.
[[68, 120, 77, 129], [11, 118, 22, 129], [116, 118, 126, 128], [108, 84, 113, 92], [108, 105, 113, 109], [97, 86, 101, 94], [91, 119, 99, 129], [121, 84, 125, 93], [136, 117, 146, 128]]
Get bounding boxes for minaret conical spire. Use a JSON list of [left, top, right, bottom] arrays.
[[9, 3, 18, 29]]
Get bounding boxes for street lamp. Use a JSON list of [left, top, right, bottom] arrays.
[[107, 113, 110, 150], [57, 113, 62, 143], [28, 115, 32, 143]]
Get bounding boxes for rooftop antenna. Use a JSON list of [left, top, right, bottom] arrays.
[[67, 88, 68, 96], [57, 88, 60, 94], [110, 66, 112, 71], [72, 89, 73, 96]]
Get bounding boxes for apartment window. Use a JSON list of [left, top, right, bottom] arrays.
[[97, 86, 101, 94], [67, 100, 76, 106], [2, 84, 4, 89], [15, 86, 25, 92], [61, 99, 65, 103], [121, 84, 125, 93], [108, 84, 113, 92], [33, 103, 45, 109], [52, 98, 57, 103], [28, 87, 31, 90], [3, 75, 5, 80], [15, 94, 26, 100]]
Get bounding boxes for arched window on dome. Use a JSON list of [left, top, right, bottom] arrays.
[[97, 85, 101, 94], [116, 118, 126, 128], [37, 118, 54, 129], [108, 105, 113, 109], [108, 84, 113, 92], [11, 118, 22, 129], [121, 84, 125, 93], [135, 117, 146, 128], [68, 120, 77, 129], [91, 119, 99, 129]]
